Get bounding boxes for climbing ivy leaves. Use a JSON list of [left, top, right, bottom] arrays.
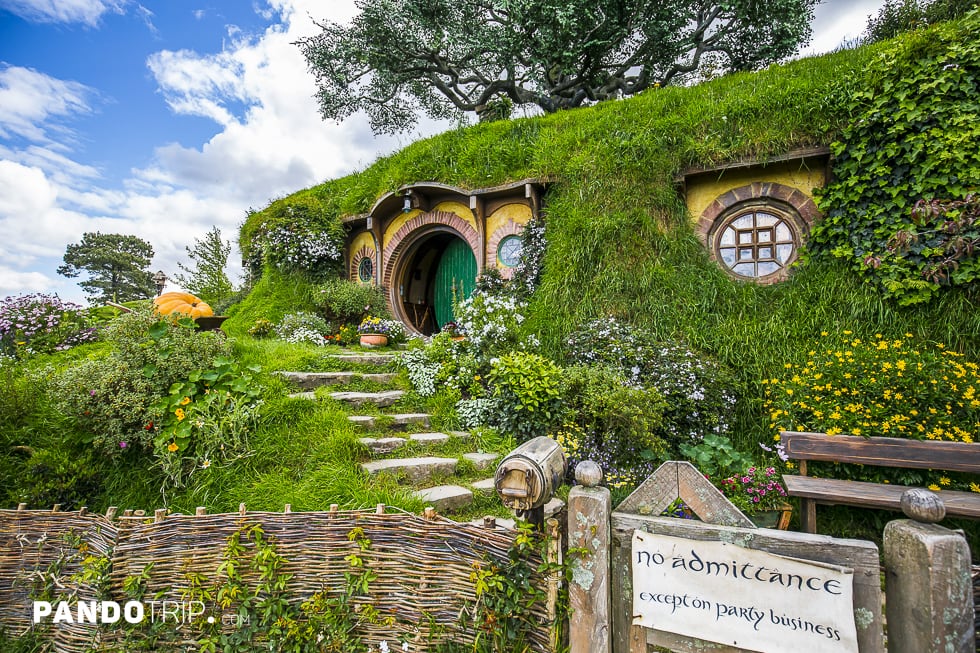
[[809, 10, 980, 305]]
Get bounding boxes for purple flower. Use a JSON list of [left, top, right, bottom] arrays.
[[120, 442, 127, 448], [90, 389, 96, 396]]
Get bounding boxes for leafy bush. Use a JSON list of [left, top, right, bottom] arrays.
[[14, 448, 103, 510], [811, 11, 980, 305], [51, 308, 230, 454], [565, 318, 738, 446], [314, 278, 387, 324], [559, 365, 667, 491], [511, 214, 547, 299], [400, 333, 483, 398], [151, 356, 263, 491], [275, 312, 331, 346], [679, 433, 755, 478], [0, 293, 96, 358], [864, 0, 974, 43], [765, 331, 980, 491], [248, 318, 275, 338], [488, 351, 564, 440]]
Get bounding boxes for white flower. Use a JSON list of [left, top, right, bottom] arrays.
[[379, 641, 390, 653]]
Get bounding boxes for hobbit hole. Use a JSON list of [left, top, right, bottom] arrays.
[[342, 179, 547, 335]]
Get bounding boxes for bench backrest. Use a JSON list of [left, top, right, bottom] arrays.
[[780, 431, 980, 474]]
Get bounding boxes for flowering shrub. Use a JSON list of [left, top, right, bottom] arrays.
[[315, 279, 386, 323], [357, 316, 403, 339], [51, 307, 229, 454], [400, 334, 483, 398], [248, 318, 275, 338], [0, 293, 96, 358], [151, 356, 263, 491], [716, 466, 788, 515], [276, 312, 331, 345], [766, 331, 980, 491], [242, 197, 345, 278], [511, 214, 546, 299], [566, 317, 737, 445], [455, 291, 535, 362]]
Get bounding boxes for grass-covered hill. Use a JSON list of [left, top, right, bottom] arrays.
[[231, 15, 980, 446]]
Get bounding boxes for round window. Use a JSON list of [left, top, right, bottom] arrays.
[[497, 235, 523, 268], [357, 256, 374, 283], [713, 205, 800, 281]]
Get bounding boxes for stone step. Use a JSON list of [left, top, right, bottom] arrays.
[[328, 390, 405, 407], [361, 456, 457, 483], [448, 430, 471, 440], [358, 437, 407, 454], [329, 353, 396, 365], [470, 478, 496, 495], [409, 432, 451, 446], [276, 371, 397, 390], [414, 485, 473, 512], [463, 452, 499, 471], [347, 413, 431, 430]]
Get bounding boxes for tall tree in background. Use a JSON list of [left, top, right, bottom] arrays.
[[297, 0, 818, 134], [864, 0, 974, 43], [57, 232, 155, 304], [171, 226, 235, 306]]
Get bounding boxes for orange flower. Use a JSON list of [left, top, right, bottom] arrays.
[[167, 442, 178, 453]]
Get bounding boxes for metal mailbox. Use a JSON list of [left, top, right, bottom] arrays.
[[494, 436, 567, 511]]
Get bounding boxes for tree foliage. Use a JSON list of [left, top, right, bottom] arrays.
[[864, 0, 975, 43], [57, 232, 156, 304], [297, 0, 818, 134], [809, 12, 980, 305], [171, 226, 235, 305]]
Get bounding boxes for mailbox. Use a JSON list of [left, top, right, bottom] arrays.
[[494, 436, 567, 512]]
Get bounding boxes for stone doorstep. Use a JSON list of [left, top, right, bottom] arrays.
[[347, 413, 431, 430], [360, 456, 458, 484], [409, 432, 450, 446], [329, 390, 405, 407], [414, 485, 473, 512], [358, 437, 406, 453], [463, 452, 499, 470], [275, 371, 397, 389]]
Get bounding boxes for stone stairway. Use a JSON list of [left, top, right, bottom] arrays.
[[280, 353, 505, 516]]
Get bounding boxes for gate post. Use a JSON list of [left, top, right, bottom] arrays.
[[884, 489, 975, 653], [568, 461, 611, 653]]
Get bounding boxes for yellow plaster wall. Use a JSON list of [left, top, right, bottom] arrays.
[[486, 203, 531, 236], [685, 162, 827, 223], [381, 202, 476, 250], [350, 231, 376, 256]]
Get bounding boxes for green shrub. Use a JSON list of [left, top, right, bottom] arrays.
[[14, 448, 103, 510], [313, 278, 387, 324], [400, 333, 484, 398], [559, 365, 667, 491], [811, 11, 980, 305], [488, 351, 564, 440], [50, 308, 230, 454], [240, 195, 345, 279], [275, 312, 331, 345]]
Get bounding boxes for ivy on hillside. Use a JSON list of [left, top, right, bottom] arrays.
[[809, 10, 980, 305]]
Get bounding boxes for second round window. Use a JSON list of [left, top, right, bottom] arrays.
[[713, 205, 801, 281], [497, 235, 523, 268]]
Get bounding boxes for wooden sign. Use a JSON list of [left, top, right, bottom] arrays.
[[631, 531, 859, 653]]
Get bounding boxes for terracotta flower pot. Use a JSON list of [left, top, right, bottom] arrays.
[[359, 333, 388, 347]]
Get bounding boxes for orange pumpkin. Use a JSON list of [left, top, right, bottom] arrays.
[[153, 291, 215, 319]]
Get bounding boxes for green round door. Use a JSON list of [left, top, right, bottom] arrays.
[[434, 239, 477, 328]]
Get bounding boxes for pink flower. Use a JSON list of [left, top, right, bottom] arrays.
[[119, 442, 127, 448]]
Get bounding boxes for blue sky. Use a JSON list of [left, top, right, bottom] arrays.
[[0, 0, 882, 304]]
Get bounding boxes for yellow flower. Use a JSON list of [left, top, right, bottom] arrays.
[[175, 408, 185, 421], [970, 483, 980, 494], [180, 396, 191, 406], [928, 484, 941, 492], [939, 476, 951, 486], [167, 442, 178, 453]]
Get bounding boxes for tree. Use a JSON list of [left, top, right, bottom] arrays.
[[864, 0, 974, 43], [171, 226, 235, 306], [57, 232, 156, 304], [297, 0, 818, 134]]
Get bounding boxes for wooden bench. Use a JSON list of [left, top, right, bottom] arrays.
[[780, 430, 980, 533]]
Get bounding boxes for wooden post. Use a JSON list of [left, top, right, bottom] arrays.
[[884, 490, 976, 653], [546, 517, 563, 653], [195, 507, 206, 516], [154, 509, 166, 523], [568, 461, 612, 653]]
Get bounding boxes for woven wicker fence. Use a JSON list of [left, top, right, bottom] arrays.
[[0, 505, 559, 652]]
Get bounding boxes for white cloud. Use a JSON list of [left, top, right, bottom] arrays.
[[0, 65, 96, 145], [0, 0, 126, 26]]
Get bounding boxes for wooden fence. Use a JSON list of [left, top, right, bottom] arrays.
[[0, 504, 558, 652]]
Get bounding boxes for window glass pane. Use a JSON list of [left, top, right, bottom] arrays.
[[758, 246, 773, 260], [733, 215, 753, 229], [739, 248, 754, 260], [777, 244, 794, 262], [738, 231, 754, 245], [758, 261, 780, 276], [720, 229, 736, 246], [756, 213, 777, 227], [776, 224, 792, 241], [758, 229, 773, 243], [498, 236, 523, 267], [733, 263, 755, 276], [720, 248, 737, 265]]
